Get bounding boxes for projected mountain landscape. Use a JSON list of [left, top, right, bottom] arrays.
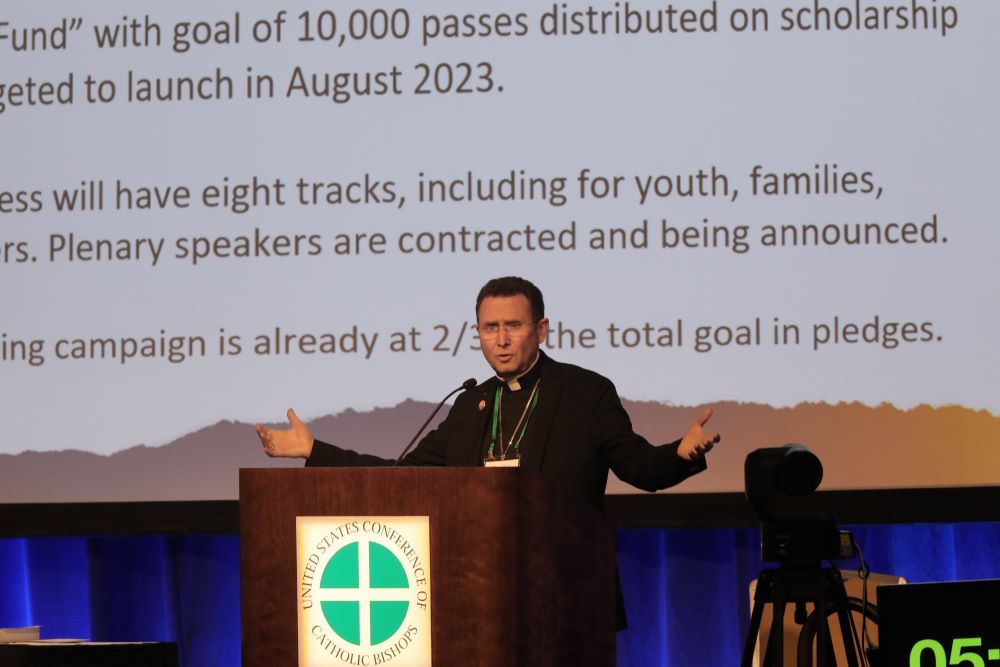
[[2, 400, 996, 503]]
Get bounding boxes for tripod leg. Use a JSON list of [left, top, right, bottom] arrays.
[[768, 595, 787, 666], [834, 601, 861, 667], [742, 573, 771, 667], [817, 620, 837, 667], [816, 572, 828, 666], [829, 571, 860, 667]]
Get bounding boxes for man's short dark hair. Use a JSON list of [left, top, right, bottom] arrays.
[[476, 276, 545, 323]]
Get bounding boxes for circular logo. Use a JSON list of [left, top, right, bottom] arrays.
[[319, 540, 411, 647]]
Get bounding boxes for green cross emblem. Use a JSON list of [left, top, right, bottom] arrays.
[[319, 541, 411, 646]]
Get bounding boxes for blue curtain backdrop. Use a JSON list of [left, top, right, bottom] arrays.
[[2, 523, 998, 667]]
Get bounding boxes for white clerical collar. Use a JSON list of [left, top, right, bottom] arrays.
[[497, 352, 540, 391]]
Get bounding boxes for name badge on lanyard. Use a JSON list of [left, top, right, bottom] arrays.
[[484, 458, 520, 468]]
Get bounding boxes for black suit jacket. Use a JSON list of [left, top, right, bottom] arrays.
[[307, 352, 706, 512], [306, 352, 707, 630]]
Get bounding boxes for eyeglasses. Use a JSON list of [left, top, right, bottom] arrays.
[[478, 322, 536, 338]]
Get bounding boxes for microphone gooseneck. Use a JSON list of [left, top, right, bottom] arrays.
[[394, 378, 477, 465]]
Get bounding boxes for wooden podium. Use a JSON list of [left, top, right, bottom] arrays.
[[240, 467, 617, 666]]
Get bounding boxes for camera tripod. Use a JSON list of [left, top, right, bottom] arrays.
[[741, 564, 870, 667]]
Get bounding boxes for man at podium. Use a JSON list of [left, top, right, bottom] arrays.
[[256, 275, 719, 514]]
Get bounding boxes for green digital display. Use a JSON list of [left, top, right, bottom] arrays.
[[878, 581, 1000, 667], [909, 638, 1000, 667]]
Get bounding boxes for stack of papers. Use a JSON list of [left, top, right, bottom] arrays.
[[0, 626, 40, 643]]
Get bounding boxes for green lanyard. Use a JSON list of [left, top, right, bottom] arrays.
[[486, 380, 541, 461]]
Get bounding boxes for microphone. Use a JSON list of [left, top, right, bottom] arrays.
[[394, 378, 477, 465]]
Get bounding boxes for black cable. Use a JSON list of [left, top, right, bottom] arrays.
[[852, 536, 874, 667], [797, 595, 878, 667]]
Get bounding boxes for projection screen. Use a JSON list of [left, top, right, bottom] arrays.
[[1, 0, 997, 503]]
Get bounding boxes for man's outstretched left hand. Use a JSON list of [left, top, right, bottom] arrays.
[[678, 407, 721, 460]]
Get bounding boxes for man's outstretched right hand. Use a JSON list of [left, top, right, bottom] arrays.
[[255, 408, 315, 459]]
